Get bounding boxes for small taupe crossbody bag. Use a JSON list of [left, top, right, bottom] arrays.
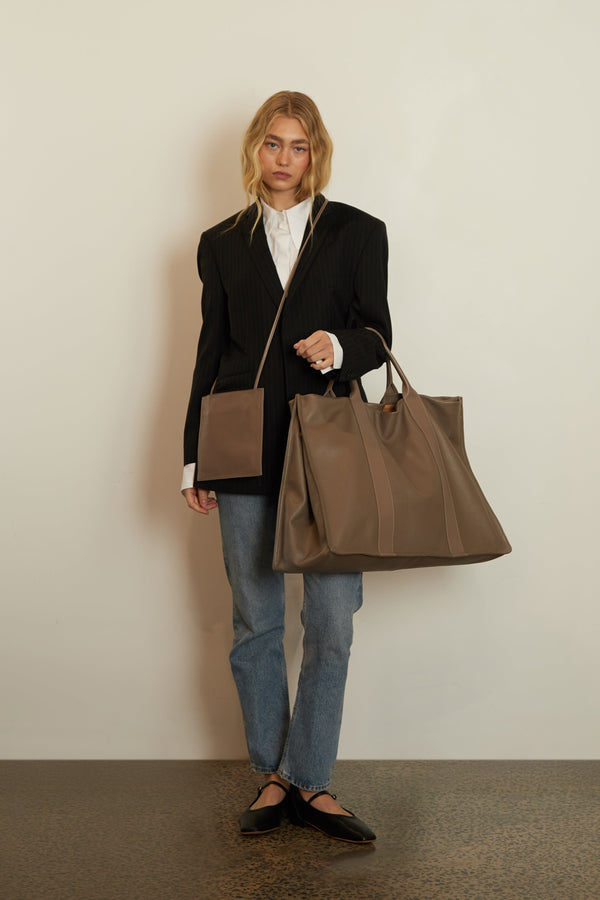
[[196, 198, 328, 482]]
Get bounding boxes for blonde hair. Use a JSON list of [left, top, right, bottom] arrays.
[[236, 91, 333, 232]]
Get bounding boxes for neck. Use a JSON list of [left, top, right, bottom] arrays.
[[269, 198, 296, 211], [265, 191, 304, 211]]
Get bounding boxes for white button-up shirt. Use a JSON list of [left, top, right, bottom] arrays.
[[262, 197, 313, 287]]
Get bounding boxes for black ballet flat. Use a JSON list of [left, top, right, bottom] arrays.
[[289, 787, 376, 843], [239, 781, 290, 835]]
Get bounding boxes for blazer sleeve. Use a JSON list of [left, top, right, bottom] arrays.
[[182, 234, 229, 466], [330, 219, 392, 380]]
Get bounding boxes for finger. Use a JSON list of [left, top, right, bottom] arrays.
[[298, 341, 330, 362], [307, 345, 331, 363], [182, 489, 199, 508], [310, 356, 334, 370], [307, 337, 334, 366], [294, 332, 322, 357], [183, 489, 216, 515], [197, 491, 218, 515], [187, 496, 205, 513], [193, 500, 214, 516]]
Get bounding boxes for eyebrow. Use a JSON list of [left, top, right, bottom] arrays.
[[264, 133, 309, 145]]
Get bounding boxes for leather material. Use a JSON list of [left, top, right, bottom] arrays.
[[196, 387, 264, 480], [288, 788, 376, 843], [273, 330, 511, 573], [238, 781, 289, 835]]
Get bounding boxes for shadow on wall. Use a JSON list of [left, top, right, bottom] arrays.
[[139, 113, 306, 759], [140, 115, 248, 757]]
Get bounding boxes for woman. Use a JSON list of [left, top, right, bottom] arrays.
[[182, 91, 392, 842]]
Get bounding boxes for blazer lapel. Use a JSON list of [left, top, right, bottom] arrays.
[[285, 194, 333, 301], [240, 206, 285, 308], [240, 195, 333, 308]]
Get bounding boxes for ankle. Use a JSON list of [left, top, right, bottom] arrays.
[[299, 788, 315, 802], [264, 774, 289, 789]]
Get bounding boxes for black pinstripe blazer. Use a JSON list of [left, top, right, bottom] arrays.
[[183, 194, 393, 494]]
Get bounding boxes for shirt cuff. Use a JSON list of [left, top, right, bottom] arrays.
[[320, 332, 343, 375], [181, 462, 196, 492]]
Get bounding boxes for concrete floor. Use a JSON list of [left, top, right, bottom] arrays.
[[2, 760, 599, 900]]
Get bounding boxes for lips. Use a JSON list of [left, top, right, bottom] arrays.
[[273, 171, 291, 179]]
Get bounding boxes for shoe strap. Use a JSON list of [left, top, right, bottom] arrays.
[[306, 789, 336, 805], [259, 780, 289, 795]]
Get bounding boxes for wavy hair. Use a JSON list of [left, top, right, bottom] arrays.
[[235, 91, 333, 232]]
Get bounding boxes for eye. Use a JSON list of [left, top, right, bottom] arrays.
[[294, 146, 308, 153], [265, 141, 278, 150]]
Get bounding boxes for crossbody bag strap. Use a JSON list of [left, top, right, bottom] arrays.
[[252, 198, 328, 389]]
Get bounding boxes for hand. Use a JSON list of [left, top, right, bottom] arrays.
[[182, 488, 218, 516], [293, 331, 334, 370]]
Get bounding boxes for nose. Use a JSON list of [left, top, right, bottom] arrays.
[[276, 146, 290, 166]]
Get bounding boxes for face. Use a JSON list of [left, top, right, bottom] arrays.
[[258, 116, 311, 208]]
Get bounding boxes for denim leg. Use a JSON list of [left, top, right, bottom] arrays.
[[278, 571, 363, 791], [216, 492, 289, 774]]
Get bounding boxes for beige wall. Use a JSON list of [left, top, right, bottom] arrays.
[[2, 0, 599, 758]]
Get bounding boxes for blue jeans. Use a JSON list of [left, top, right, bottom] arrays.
[[216, 492, 363, 792]]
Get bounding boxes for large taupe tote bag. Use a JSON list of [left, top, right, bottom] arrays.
[[196, 200, 328, 481], [272, 329, 511, 573]]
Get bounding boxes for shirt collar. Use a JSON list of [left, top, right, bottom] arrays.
[[262, 197, 312, 250]]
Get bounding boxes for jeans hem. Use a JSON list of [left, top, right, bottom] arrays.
[[277, 767, 330, 793], [250, 763, 281, 776]]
